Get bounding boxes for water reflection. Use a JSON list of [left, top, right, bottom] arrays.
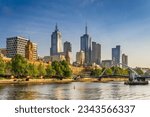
[[0, 82, 150, 100]]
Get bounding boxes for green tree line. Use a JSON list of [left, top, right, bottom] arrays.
[[90, 66, 145, 77], [0, 54, 72, 79]]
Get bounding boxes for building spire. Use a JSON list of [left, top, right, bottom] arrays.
[[85, 23, 88, 34], [55, 23, 58, 31]]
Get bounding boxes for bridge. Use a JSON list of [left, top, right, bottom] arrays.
[[98, 62, 150, 81]]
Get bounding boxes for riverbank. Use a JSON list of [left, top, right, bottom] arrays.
[[0, 77, 128, 85]]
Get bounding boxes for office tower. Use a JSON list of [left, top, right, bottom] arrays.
[[80, 25, 92, 64], [76, 51, 85, 65], [25, 40, 38, 61], [50, 24, 63, 56], [92, 42, 101, 64], [64, 41, 72, 54], [64, 41, 72, 64], [122, 53, 128, 68], [6, 36, 28, 58], [112, 45, 121, 65]]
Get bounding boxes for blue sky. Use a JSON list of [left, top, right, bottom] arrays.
[[0, 0, 150, 67]]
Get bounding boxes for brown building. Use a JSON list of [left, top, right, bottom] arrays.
[[25, 40, 34, 61]]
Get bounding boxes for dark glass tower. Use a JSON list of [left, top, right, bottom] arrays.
[[80, 25, 92, 64]]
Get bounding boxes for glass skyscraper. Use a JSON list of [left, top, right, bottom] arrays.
[[50, 24, 63, 56], [112, 45, 121, 65], [80, 25, 92, 64]]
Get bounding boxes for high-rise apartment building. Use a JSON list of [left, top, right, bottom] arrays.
[[50, 24, 63, 56], [122, 53, 128, 68], [6, 36, 28, 58], [92, 42, 101, 65], [80, 25, 92, 64], [112, 45, 121, 65]]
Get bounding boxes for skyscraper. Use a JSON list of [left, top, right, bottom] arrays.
[[6, 36, 28, 58], [80, 25, 92, 64], [50, 24, 63, 56], [92, 42, 101, 64], [64, 41, 72, 64], [122, 53, 128, 68], [64, 41, 72, 54], [112, 45, 121, 65]]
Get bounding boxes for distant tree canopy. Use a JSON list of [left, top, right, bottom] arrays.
[[0, 56, 5, 75], [0, 54, 72, 79], [135, 68, 144, 75], [91, 68, 102, 77], [1, 54, 138, 79], [91, 66, 130, 77]]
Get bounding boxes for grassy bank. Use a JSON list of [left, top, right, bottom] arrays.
[[0, 77, 128, 85]]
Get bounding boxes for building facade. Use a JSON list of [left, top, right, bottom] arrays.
[[25, 40, 37, 61], [50, 54, 65, 62], [0, 48, 7, 57], [122, 53, 128, 68], [50, 24, 63, 56], [25, 40, 34, 61], [6, 36, 28, 58], [92, 42, 101, 65], [76, 50, 85, 65], [112, 45, 121, 65], [101, 60, 113, 68], [32, 43, 38, 60], [64, 41, 72, 64], [64, 41, 72, 54], [80, 25, 92, 64]]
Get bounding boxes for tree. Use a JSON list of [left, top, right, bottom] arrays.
[[111, 66, 123, 75], [51, 61, 63, 77], [60, 60, 72, 77], [91, 68, 102, 77], [32, 64, 39, 77], [51, 60, 72, 78], [37, 63, 46, 77], [0, 56, 5, 75], [11, 54, 28, 77], [5, 61, 12, 75], [26, 63, 38, 77], [135, 68, 144, 75], [122, 68, 129, 75], [105, 68, 113, 75], [46, 65, 56, 77]]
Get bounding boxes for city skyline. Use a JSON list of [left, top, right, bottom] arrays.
[[1, 0, 150, 67]]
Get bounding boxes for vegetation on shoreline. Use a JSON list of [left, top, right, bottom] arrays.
[[0, 54, 148, 80], [0, 54, 72, 79], [90, 67, 129, 77]]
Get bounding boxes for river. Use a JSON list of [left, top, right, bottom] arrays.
[[0, 82, 150, 100]]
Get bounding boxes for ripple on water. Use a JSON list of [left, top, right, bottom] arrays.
[[0, 82, 150, 100]]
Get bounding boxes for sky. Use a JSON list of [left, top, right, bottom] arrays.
[[0, 0, 150, 67]]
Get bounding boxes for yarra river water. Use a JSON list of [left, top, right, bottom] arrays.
[[0, 82, 150, 100]]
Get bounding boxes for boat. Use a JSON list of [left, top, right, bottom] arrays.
[[124, 80, 149, 85]]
